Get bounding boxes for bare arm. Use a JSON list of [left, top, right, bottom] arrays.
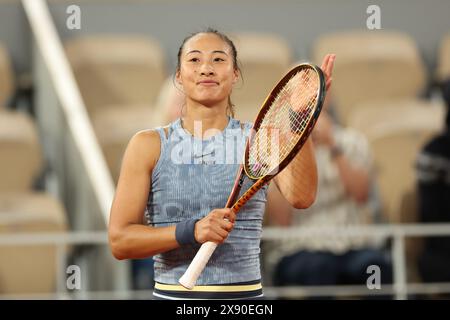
[[108, 130, 180, 260], [265, 182, 294, 226]]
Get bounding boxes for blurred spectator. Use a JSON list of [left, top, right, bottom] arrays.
[[416, 78, 450, 283], [265, 94, 392, 288]]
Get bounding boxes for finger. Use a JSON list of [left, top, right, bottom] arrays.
[[225, 209, 236, 223], [211, 234, 224, 244], [321, 54, 331, 71], [326, 55, 336, 77], [214, 208, 232, 218], [216, 235, 228, 244], [326, 77, 333, 90], [215, 225, 229, 239], [207, 226, 226, 243], [221, 220, 234, 232]]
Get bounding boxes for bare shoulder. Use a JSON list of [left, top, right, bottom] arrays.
[[124, 129, 162, 174], [131, 129, 161, 146]]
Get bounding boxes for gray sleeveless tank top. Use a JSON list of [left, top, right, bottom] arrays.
[[145, 117, 268, 285]]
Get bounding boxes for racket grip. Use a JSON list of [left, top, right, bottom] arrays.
[[179, 241, 218, 289]]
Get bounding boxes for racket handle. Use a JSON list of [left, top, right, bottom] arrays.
[[179, 241, 218, 289]]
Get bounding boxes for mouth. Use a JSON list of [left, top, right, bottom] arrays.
[[197, 80, 219, 86]]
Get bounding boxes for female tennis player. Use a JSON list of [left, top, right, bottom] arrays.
[[109, 29, 335, 300]]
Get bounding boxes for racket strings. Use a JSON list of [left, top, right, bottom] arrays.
[[247, 67, 319, 178]]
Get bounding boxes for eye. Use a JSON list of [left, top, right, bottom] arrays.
[[189, 57, 200, 62], [214, 57, 225, 62]]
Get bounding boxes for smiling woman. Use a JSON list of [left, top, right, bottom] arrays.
[[175, 29, 241, 128], [108, 28, 333, 300]]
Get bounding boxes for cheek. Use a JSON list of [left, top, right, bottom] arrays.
[[223, 77, 236, 94], [178, 73, 197, 93], [220, 68, 237, 86], [179, 65, 196, 82]]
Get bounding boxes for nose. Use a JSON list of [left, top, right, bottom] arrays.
[[199, 61, 215, 76]]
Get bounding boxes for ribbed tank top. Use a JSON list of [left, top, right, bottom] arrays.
[[145, 117, 268, 285]]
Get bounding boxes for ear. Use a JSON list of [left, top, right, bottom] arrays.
[[175, 69, 182, 85], [232, 68, 239, 85]]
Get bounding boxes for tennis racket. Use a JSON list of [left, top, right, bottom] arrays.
[[179, 62, 326, 289]]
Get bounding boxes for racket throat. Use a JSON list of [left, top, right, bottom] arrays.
[[225, 166, 246, 208], [231, 177, 269, 212]]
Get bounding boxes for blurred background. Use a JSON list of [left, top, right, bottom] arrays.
[[1, 0, 450, 299]]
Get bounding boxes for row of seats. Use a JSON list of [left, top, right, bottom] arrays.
[[313, 31, 427, 125], [0, 44, 68, 294]]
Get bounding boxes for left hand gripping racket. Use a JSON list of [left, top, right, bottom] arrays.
[[179, 63, 326, 289]]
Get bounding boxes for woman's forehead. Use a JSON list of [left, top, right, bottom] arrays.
[[183, 33, 231, 54]]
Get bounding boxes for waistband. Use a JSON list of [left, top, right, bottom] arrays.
[[153, 279, 263, 300]]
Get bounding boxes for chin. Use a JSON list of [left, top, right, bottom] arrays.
[[195, 96, 227, 107]]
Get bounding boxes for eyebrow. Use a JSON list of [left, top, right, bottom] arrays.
[[186, 50, 228, 55]]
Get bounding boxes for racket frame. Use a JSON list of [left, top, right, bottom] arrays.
[[244, 63, 326, 180]]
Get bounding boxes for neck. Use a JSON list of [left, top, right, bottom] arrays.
[[181, 98, 230, 139]]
